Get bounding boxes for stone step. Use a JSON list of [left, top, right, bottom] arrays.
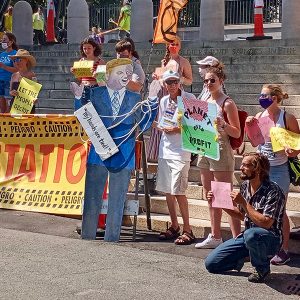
[[38, 80, 71, 90], [37, 98, 73, 109], [148, 196, 300, 228], [134, 213, 300, 254], [35, 65, 72, 73], [36, 107, 73, 114], [39, 89, 73, 99], [36, 73, 72, 81]]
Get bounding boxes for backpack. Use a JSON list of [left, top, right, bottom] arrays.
[[222, 97, 248, 150], [283, 111, 300, 186]]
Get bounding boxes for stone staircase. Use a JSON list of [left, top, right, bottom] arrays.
[[28, 39, 300, 253]]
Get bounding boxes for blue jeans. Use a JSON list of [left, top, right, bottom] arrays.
[[81, 164, 132, 242], [270, 162, 290, 196], [205, 227, 281, 274]]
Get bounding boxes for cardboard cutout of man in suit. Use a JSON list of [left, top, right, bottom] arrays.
[[81, 58, 158, 242]]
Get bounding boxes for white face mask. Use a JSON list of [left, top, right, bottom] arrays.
[[1, 43, 8, 50]]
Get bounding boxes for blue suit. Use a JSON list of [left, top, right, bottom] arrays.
[[81, 86, 158, 241]]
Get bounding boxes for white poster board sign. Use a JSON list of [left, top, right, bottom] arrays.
[[75, 102, 119, 160]]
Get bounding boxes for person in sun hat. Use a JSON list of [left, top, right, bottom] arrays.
[[155, 69, 197, 245], [197, 55, 227, 101], [9, 49, 38, 113]]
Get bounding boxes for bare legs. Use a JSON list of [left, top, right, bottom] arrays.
[[166, 193, 191, 233]]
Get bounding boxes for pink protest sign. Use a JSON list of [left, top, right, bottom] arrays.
[[245, 119, 264, 147], [211, 181, 234, 210], [258, 116, 275, 140]]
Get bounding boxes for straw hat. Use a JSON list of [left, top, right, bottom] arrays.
[[10, 49, 36, 68]]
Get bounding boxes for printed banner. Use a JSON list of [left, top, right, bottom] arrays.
[[153, 0, 188, 44], [270, 127, 300, 152], [73, 60, 94, 78], [10, 78, 42, 114], [178, 97, 220, 160], [0, 115, 88, 215]]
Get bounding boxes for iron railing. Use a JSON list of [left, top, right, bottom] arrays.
[[89, 0, 282, 30]]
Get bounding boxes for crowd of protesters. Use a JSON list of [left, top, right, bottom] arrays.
[[0, 3, 298, 283]]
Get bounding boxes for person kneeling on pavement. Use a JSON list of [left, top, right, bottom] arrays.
[[205, 152, 285, 283]]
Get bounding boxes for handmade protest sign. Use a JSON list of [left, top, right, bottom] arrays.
[[270, 127, 300, 152], [178, 97, 219, 160], [72, 60, 94, 78], [95, 64, 106, 84], [10, 78, 42, 114], [74, 102, 119, 160], [245, 119, 264, 147], [258, 116, 275, 140], [211, 181, 234, 210]]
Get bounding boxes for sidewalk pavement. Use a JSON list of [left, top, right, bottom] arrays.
[[0, 208, 299, 299]]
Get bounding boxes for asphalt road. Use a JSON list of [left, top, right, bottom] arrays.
[[0, 209, 299, 300]]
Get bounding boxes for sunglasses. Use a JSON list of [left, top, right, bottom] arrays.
[[203, 78, 216, 84], [165, 79, 179, 85], [170, 43, 179, 46], [259, 93, 272, 98]]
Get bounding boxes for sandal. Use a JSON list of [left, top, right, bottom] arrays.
[[158, 226, 180, 240], [174, 231, 195, 245]]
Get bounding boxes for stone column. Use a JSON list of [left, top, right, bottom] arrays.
[[13, 1, 33, 46], [199, 0, 224, 41], [130, 0, 153, 42], [67, 0, 89, 44], [282, 0, 300, 40]]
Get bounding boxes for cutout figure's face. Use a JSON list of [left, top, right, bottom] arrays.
[[106, 64, 133, 90]]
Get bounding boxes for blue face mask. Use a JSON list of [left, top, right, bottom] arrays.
[[259, 94, 273, 109]]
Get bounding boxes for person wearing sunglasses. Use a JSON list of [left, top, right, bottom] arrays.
[[155, 70, 196, 245], [245, 84, 300, 265], [148, 36, 193, 164], [9, 49, 37, 113], [0, 32, 18, 112], [196, 55, 227, 101], [195, 66, 241, 249]]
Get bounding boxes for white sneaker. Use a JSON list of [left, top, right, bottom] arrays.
[[195, 233, 223, 249]]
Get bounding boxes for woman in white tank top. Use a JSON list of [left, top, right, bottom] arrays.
[[246, 84, 300, 265]]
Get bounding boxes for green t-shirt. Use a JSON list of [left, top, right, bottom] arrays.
[[119, 5, 131, 31], [32, 13, 44, 31]]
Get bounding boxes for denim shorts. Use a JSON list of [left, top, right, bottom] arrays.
[[0, 80, 10, 98], [270, 162, 290, 196]]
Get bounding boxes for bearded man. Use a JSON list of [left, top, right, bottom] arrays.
[[204, 153, 285, 283]]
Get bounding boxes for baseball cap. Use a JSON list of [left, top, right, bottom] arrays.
[[196, 56, 219, 67], [162, 70, 180, 81]]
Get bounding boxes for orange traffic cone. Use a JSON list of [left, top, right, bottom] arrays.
[[97, 180, 108, 229], [46, 0, 56, 43], [247, 0, 272, 40]]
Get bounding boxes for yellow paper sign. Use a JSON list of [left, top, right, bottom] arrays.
[[10, 78, 42, 114], [73, 60, 94, 78], [270, 127, 300, 152]]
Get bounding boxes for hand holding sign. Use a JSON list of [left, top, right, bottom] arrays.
[[10, 78, 42, 114]]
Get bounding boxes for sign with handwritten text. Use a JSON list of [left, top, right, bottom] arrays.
[[270, 127, 300, 152], [74, 102, 119, 160], [178, 97, 219, 160], [73, 60, 94, 78], [10, 78, 42, 114], [211, 181, 234, 210]]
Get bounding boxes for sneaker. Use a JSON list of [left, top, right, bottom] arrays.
[[195, 233, 223, 249], [270, 249, 291, 265], [248, 270, 270, 283]]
